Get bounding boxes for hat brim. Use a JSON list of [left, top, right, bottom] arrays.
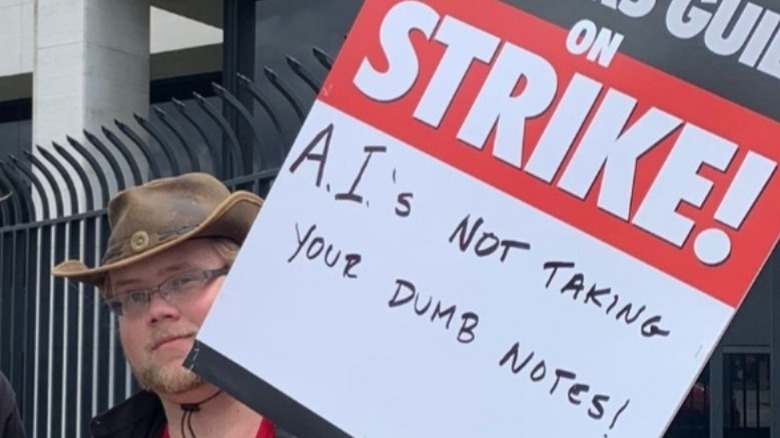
[[51, 191, 262, 288]]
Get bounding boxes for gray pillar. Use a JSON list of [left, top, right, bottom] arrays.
[[33, 0, 150, 216]]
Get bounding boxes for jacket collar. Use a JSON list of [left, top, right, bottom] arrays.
[[91, 390, 165, 438], [91, 390, 298, 438]]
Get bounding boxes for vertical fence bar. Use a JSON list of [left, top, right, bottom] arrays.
[[49, 221, 66, 437], [23, 225, 39, 433], [12, 227, 29, 421], [34, 222, 51, 438], [9, 231, 18, 386], [79, 215, 98, 437], [0, 231, 6, 373], [61, 218, 79, 437], [5, 232, 15, 379], [96, 213, 111, 418], [0, 231, 7, 374], [11, 230, 20, 385]]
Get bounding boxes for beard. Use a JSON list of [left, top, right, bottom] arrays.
[[134, 360, 205, 394], [124, 325, 204, 394]]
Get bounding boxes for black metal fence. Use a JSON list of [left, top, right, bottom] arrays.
[[0, 43, 333, 437]]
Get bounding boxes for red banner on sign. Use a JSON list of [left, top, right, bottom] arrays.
[[318, 0, 780, 308]]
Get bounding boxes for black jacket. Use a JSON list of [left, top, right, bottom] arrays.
[[0, 371, 25, 438], [90, 390, 296, 438]]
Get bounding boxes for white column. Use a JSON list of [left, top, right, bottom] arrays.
[[0, 0, 34, 79], [33, 0, 150, 216]]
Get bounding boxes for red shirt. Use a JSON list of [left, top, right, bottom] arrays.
[[160, 419, 274, 438]]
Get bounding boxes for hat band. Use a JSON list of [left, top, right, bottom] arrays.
[[102, 223, 198, 264]]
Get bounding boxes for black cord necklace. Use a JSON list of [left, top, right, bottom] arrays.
[[178, 389, 223, 438]]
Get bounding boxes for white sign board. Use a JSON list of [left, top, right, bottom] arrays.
[[192, 0, 780, 436]]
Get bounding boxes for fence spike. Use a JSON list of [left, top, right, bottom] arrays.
[[1, 161, 36, 222], [171, 98, 221, 178], [312, 46, 334, 70], [26, 149, 64, 218], [84, 129, 129, 192], [52, 142, 95, 212], [152, 106, 203, 172], [41, 143, 84, 214], [66, 136, 111, 208], [192, 92, 243, 178], [101, 126, 145, 186], [286, 55, 323, 93], [0, 166, 21, 224], [236, 73, 288, 152], [9, 155, 50, 221], [133, 113, 181, 176], [212, 83, 273, 170], [263, 66, 306, 121], [115, 119, 162, 179]]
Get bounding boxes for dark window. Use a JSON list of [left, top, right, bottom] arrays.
[[724, 353, 771, 438], [0, 99, 32, 163]]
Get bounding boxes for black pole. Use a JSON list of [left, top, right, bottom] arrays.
[[222, 0, 257, 179]]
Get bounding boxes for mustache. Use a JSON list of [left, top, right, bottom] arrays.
[[147, 326, 198, 350]]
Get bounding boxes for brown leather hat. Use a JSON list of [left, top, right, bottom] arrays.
[[52, 172, 263, 287]]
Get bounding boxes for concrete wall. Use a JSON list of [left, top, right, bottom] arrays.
[[32, 0, 151, 213], [0, 2, 226, 215], [0, 0, 34, 79], [0, 5, 223, 103]]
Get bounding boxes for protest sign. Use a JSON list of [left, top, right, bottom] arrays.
[[187, 0, 780, 436]]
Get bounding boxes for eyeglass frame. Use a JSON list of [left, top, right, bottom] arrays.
[[104, 267, 230, 317]]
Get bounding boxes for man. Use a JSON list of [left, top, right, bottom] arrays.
[[53, 173, 294, 438], [0, 370, 25, 437]]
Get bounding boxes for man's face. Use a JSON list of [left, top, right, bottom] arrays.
[[109, 239, 227, 395]]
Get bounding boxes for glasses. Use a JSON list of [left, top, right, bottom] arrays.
[[105, 267, 229, 317]]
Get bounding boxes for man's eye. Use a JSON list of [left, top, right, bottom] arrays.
[[127, 291, 148, 304], [170, 274, 200, 289]]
